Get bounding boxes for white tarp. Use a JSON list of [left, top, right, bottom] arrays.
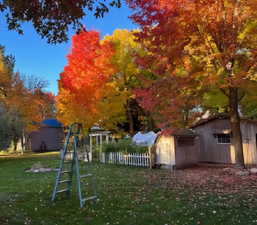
[[132, 131, 158, 147]]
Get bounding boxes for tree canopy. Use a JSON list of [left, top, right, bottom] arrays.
[[127, 0, 257, 166], [57, 29, 115, 130], [57, 29, 152, 134], [0, 0, 121, 43], [0, 46, 55, 150]]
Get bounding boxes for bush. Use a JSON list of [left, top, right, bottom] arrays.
[[102, 138, 148, 154]]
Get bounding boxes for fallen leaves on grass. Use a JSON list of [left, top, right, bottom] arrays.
[[141, 164, 257, 197]]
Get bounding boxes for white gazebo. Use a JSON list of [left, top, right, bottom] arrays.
[[89, 125, 113, 161]]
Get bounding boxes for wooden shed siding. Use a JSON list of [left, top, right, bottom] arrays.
[[241, 121, 257, 165], [194, 119, 257, 165], [31, 127, 64, 151], [194, 119, 232, 163], [175, 137, 200, 168], [155, 135, 175, 168], [155, 135, 200, 168]]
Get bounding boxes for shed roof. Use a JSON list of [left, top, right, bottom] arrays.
[[158, 128, 197, 137], [191, 114, 257, 128], [173, 129, 197, 136], [41, 118, 63, 128], [191, 114, 229, 128]]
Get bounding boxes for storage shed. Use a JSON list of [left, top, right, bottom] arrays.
[[192, 116, 257, 165], [155, 130, 200, 169], [30, 118, 64, 152]]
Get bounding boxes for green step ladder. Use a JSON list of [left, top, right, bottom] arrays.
[[51, 123, 97, 208]]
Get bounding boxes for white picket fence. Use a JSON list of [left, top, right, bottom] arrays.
[[100, 152, 150, 167]]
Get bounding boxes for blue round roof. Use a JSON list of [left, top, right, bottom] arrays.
[[41, 118, 62, 128]]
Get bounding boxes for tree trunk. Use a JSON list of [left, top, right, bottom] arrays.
[[229, 87, 245, 167], [20, 130, 25, 155], [13, 139, 18, 152], [127, 100, 135, 136], [127, 108, 134, 135]]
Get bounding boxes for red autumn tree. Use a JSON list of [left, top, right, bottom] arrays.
[[128, 0, 257, 166], [134, 74, 204, 130], [57, 29, 115, 129]]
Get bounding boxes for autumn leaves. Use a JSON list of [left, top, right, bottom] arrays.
[[57, 29, 143, 132], [57, 0, 257, 141], [57, 30, 115, 130]]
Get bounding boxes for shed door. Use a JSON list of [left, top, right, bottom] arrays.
[[156, 137, 175, 166]]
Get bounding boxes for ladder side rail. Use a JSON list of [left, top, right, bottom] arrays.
[[51, 128, 72, 201], [67, 139, 76, 197], [51, 123, 97, 207], [73, 135, 84, 207]]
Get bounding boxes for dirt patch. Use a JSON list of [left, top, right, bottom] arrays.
[[25, 162, 58, 173]]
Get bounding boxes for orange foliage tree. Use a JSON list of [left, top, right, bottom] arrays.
[[128, 0, 257, 166], [1, 72, 55, 150], [0, 45, 55, 151], [57, 29, 152, 134], [57, 29, 115, 130], [6, 74, 56, 149]]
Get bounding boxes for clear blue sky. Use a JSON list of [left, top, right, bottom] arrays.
[[0, 2, 137, 95]]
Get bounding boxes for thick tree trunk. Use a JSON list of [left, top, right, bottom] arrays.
[[229, 87, 245, 167]]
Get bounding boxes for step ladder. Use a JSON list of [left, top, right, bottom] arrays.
[[51, 123, 97, 208]]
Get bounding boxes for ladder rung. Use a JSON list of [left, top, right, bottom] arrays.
[[61, 170, 72, 174], [80, 174, 92, 178], [56, 188, 69, 193], [82, 196, 97, 202], [59, 179, 71, 184]]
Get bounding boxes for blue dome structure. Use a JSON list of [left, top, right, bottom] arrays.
[[41, 118, 63, 128]]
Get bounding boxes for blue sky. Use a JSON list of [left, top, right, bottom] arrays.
[[0, 2, 137, 95]]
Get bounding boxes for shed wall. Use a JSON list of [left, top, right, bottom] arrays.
[[31, 127, 64, 152], [194, 119, 231, 163], [194, 119, 257, 165], [241, 121, 257, 165], [175, 136, 200, 168], [155, 135, 175, 168]]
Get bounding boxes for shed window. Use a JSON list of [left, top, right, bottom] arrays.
[[177, 137, 195, 146], [213, 133, 231, 144]]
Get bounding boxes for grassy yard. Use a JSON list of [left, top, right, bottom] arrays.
[[1, 153, 257, 225]]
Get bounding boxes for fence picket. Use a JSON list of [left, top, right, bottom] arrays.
[[100, 152, 150, 167]]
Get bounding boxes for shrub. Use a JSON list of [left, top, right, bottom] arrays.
[[102, 138, 148, 154]]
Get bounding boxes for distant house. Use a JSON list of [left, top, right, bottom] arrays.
[[192, 116, 257, 165], [155, 130, 200, 169], [30, 118, 64, 152]]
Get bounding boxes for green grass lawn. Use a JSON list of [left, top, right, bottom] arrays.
[[1, 153, 257, 225]]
